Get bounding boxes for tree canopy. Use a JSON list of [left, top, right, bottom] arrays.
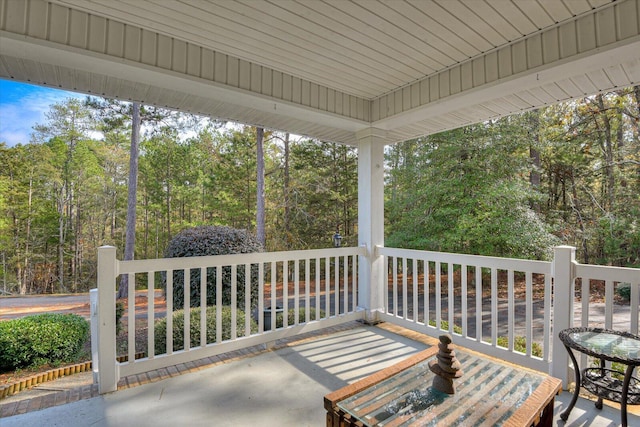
[[0, 87, 638, 294]]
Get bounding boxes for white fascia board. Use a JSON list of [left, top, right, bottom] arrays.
[[373, 37, 640, 132], [0, 32, 369, 135]]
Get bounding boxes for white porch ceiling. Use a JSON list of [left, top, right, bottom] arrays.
[[1, 0, 640, 145]]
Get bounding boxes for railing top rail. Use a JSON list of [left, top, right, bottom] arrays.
[[117, 246, 365, 274], [376, 246, 552, 273], [574, 262, 640, 284]]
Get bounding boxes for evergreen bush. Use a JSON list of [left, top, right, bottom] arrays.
[[154, 305, 257, 355], [162, 226, 263, 310], [616, 283, 631, 302], [0, 313, 89, 372]]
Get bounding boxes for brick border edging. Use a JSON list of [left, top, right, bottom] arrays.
[[0, 361, 93, 400], [1, 321, 363, 418], [0, 351, 146, 401]]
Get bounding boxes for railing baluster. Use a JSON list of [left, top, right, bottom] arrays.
[[184, 269, 191, 351], [148, 272, 155, 358], [315, 258, 320, 319], [448, 263, 454, 333], [475, 266, 482, 343], [231, 265, 237, 340], [632, 283, 639, 335], [424, 259, 430, 326], [507, 270, 514, 352], [305, 258, 310, 322], [343, 255, 348, 315], [216, 266, 222, 342], [581, 277, 590, 327], [283, 261, 289, 327], [402, 257, 408, 320], [294, 260, 299, 325], [393, 257, 398, 316], [491, 267, 497, 346], [258, 262, 264, 332], [334, 255, 339, 317], [543, 274, 551, 361], [167, 271, 173, 354], [412, 258, 418, 324], [605, 279, 614, 329], [245, 264, 251, 336], [435, 261, 441, 330], [200, 268, 206, 347], [384, 256, 389, 314], [270, 261, 276, 330], [324, 257, 329, 317], [461, 265, 467, 338], [353, 255, 358, 313], [525, 271, 532, 357], [128, 272, 135, 363]]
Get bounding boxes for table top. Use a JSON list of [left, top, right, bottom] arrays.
[[559, 327, 640, 365], [328, 347, 561, 426]]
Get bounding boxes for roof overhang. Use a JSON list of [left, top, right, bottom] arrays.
[[1, 0, 639, 145]]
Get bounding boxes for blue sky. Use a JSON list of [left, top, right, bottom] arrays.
[[0, 79, 82, 147]]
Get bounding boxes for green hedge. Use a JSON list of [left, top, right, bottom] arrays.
[[0, 313, 89, 372], [154, 306, 257, 355]]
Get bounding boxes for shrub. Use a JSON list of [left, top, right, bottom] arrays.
[[115, 301, 125, 335], [272, 307, 326, 329], [0, 313, 89, 372], [428, 319, 462, 335], [616, 283, 631, 302], [154, 306, 257, 355], [162, 226, 263, 310], [427, 320, 542, 358], [497, 336, 543, 358]]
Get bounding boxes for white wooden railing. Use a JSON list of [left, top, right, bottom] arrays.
[[376, 245, 639, 386], [377, 246, 553, 373], [94, 246, 364, 393], [93, 244, 639, 393]]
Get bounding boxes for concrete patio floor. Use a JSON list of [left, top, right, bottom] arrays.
[[1, 322, 637, 426]]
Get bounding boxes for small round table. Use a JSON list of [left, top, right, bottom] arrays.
[[559, 327, 640, 427]]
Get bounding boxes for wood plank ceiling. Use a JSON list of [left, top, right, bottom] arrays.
[[1, 0, 640, 144]]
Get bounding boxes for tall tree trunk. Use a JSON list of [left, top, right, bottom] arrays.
[[528, 111, 541, 212], [118, 102, 141, 299], [2, 252, 7, 295], [73, 199, 81, 292], [633, 86, 640, 188], [256, 127, 266, 247], [166, 154, 172, 242], [569, 171, 589, 263], [596, 95, 615, 212], [283, 133, 291, 249], [143, 190, 149, 259], [20, 176, 33, 295], [57, 190, 65, 293]]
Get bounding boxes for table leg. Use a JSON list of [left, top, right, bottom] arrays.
[[539, 396, 556, 427], [595, 357, 605, 410], [620, 365, 634, 427], [560, 345, 581, 422]]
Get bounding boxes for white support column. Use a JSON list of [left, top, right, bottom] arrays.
[[357, 128, 387, 324], [97, 245, 118, 394], [551, 245, 576, 387]]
